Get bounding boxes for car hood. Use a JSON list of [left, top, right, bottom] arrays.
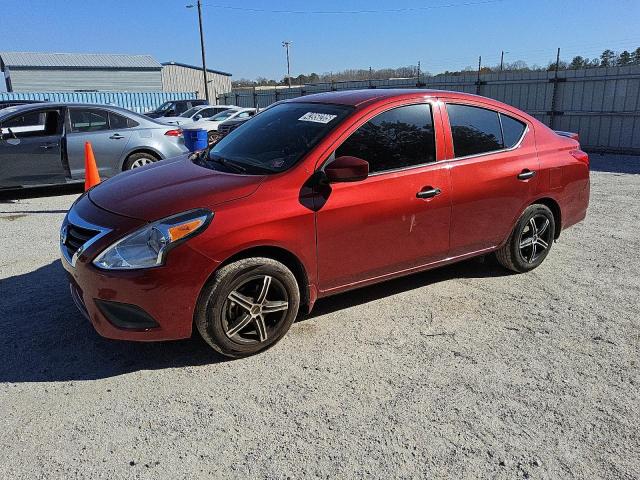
[[88, 154, 265, 221]]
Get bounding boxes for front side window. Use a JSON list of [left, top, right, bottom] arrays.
[[207, 102, 353, 173], [447, 104, 503, 158], [1, 109, 62, 138], [69, 109, 109, 133], [211, 110, 236, 121], [335, 103, 436, 174], [180, 107, 200, 118]]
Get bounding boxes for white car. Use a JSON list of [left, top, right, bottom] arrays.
[[191, 108, 256, 135], [158, 105, 236, 126]]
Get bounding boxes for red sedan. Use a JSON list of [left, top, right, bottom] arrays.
[[60, 89, 590, 357]]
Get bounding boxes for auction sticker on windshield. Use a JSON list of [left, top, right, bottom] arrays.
[[298, 112, 338, 124]]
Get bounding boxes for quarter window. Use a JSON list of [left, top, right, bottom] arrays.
[[108, 112, 136, 130], [500, 113, 526, 148], [70, 109, 109, 133], [335, 104, 436, 174]]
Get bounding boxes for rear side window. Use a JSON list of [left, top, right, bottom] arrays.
[[447, 104, 503, 157], [500, 113, 526, 148], [70, 109, 109, 132], [336, 103, 436, 173]]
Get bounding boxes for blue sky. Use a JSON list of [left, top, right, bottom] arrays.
[[1, 0, 639, 81]]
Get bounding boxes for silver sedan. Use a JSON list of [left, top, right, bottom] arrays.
[[0, 103, 189, 189]]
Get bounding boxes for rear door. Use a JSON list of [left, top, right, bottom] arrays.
[[65, 108, 133, 179], [0, 108, 66, 187], [443, 102, 538, 256]]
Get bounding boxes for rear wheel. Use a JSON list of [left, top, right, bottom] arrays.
[[207, 131, 219, 144], [496, 204, 555, 273], [195, 257, 300, 358], [124, 152, 158, 170]]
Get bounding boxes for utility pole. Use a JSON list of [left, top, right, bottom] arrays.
[[282, 41, 292, 87], [476, 55, 482, 94], [187, 1, 210, 103], [550, 47, 561, 129], [417, 60, 421, 85], [500, 50, 509, 72]]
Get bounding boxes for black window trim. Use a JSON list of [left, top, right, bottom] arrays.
[[445, 102, 529, 162], [323, 101, 440, 177]]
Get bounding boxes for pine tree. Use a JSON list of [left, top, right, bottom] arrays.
[[600, 49, 616, 67], [618, 50, 632, 66]]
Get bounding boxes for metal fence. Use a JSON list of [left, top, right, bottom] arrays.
[[0, 91, 197, 113], [219, 65, 640, 154]]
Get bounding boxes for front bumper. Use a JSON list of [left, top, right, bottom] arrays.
[[61, 194, 219, 342]]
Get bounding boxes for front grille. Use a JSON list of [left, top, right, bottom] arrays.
[[64, 223, 100, 258]]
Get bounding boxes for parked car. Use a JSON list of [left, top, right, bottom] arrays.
[[144, 99, 208, 119], [208, 116, 254, 144], [158, 105, 236, 126], [0, 99, 46, 110], [0, 103, 188, 189], [191, 107, 256, 142], [60, 89, 590, 358]]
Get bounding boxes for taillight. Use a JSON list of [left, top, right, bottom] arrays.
[[570, 149, 589, 168], [164, 129, 182, 137]]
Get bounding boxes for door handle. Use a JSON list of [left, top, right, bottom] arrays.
[[416, 187, 441, 199], [109, 133, 124, 139], [39, 143, 59, 150], [517, 169, 536, 180]]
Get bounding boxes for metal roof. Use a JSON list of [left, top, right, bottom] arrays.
[[161, 61, 232, 77], [0, 52, 162, 70]]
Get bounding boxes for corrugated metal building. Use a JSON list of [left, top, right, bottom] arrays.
[[0, 52, 163, 92], [161, 62, 232, 101]]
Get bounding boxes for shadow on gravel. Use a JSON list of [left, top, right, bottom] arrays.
[[307, 257, 510, 318], [0, 260, 226, 383], [589, 154, 640, 174], [0, 183, 84, 203], [0, 257, 509, 383]]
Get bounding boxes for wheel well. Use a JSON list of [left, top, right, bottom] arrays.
[[218, 246, 310, 308], [533, 197, 562, 238], [122, 149, 162, 170]]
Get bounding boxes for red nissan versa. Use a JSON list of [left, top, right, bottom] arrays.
[[60, 89, 590, 357]]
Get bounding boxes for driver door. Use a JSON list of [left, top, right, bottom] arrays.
[[315, 102, 451, 292], [0, 108, 66, 188]]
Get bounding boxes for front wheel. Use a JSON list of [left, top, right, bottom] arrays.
[[195, 257, 300, 358], [495, 204, 555, 273]]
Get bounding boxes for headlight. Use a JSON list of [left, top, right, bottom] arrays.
[[93, 209, 212, 270]]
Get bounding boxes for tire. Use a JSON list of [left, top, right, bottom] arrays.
[[195, 257, 300, 358], [495, 204, 555, 273], [123, 152, 158, 170]]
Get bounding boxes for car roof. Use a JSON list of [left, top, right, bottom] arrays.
[[0, 102, 156, 123], [287, 88, 504, 109]]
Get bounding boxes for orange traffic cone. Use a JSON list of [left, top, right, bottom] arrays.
[[84, 141, 101, 191]]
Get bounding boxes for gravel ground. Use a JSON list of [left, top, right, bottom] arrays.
[[0, 155, 638, 479]]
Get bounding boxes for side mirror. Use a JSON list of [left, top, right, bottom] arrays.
[[325, 156, 369, 183], [194, 114, 202, 121], [166, 109, 175, 116]]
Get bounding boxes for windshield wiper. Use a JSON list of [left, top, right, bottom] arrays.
[[210, 156, 247, 173]]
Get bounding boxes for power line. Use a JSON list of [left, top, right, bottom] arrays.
[[199, 0, 507, 15]]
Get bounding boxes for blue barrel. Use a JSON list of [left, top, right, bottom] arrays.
[[183, 128, 208, 151]]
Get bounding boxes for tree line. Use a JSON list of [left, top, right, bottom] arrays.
[[232, 47, 640, 88]]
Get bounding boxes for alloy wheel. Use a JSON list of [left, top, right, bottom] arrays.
[[518, 214, 551, 263], [223, 275, 289, 344], [130, 157, 154, 168]]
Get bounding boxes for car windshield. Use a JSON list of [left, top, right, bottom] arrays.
[[204, 102, 353, 174], [155, 102, 172, 112], [180, 107, 200, 118], [210, 110, 238, 121]]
